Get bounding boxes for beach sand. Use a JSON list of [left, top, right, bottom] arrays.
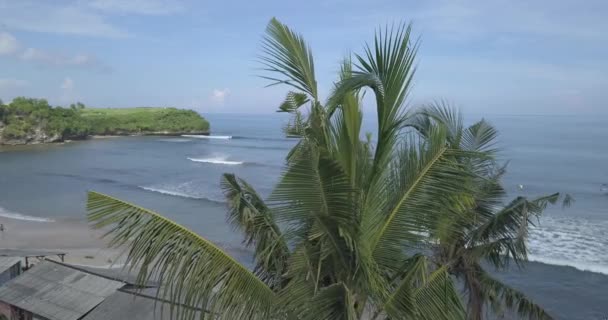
[[0, 218, 125, 267]]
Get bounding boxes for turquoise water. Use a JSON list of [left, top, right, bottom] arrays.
[[0, 112, 607, 319]]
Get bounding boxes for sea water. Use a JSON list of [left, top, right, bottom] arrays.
[[0, 112, 607, 319]]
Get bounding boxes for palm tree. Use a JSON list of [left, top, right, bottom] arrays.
[[87, 18, 561, 320], [409, 104, 571, 320]]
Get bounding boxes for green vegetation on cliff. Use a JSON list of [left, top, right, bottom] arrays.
[[0, 97, 209, 144], [0, 97, 89, 143], [82, 107, 209, 135]]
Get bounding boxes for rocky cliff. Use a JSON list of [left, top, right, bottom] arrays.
[[0, 122, 63, 145]]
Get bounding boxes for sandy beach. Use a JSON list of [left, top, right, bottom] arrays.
[[0, 218, 125, 268]]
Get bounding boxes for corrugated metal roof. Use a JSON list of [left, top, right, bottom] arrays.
[[0, 260, 124, 320], [82, 288, 205, 320], [0, 249, 65, 258], [0, 257, 21, 273], [73, 264, 159, 287]]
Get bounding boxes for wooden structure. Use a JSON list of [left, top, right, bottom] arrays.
[[0, 249, 65, 270]]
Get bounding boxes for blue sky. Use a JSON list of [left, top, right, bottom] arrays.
[[0, 0, 606, 114]]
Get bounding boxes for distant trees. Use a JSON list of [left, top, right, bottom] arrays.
[[0, 97, 209, 143], [0, 97, 89, 141], [81, 107, 209, 135], [70, 102, 86, 110]]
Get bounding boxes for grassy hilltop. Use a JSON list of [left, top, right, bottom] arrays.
[[0, 97, 209, 145], [82, 107, 209, 135]]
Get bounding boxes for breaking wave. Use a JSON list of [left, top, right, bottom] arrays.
[[182, 135, 232, 140], [138, 185, 224, 203], [187, 157, 243, 165], [0, 206, 54, 222], [527, 215, 608, 275]]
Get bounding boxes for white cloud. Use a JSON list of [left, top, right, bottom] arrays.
[[0, 78, 28, 89], [0, 1, 129, 38], [60, 77, 74, 91], [20, 48, 107, 70], [0, 32, 109, 71], [0, 0, 186, 38], [0, 32, 19, 55], [412, 0, 608, 42], [88, 0, 184, 15], [59, 77, 80, 104], [211, 88, 230, 104]]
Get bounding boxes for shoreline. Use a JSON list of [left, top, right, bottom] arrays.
[[0, 131, 210, 147], [0, 212, 606, 276], [0, 217, 125, 268]]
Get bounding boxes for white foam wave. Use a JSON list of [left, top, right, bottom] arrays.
[[139, 186, 204, 199], [187, 157, 243, 165], [0, 207, 54, 222], [158, 138, 192, 142], [182, 135, 232, 140], [528, 255, 608, 275], [139, 184, 224, 203], [528, 215, 608, 275]]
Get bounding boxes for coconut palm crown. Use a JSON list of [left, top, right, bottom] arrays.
[[87, 18, 566, 320]]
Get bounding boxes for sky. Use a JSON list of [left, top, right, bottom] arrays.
[[0, 0, 606, 115]]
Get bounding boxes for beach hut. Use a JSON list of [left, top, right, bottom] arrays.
[[82, 287, 208, 320], [0, 257, 22, 319], [0, 249, 66, 270], [0, 257, 21, 286], [0, 260, 124, 320]]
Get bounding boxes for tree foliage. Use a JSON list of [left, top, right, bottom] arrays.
[[0, 98, 209, 144], [86, 18, 564, 320], [81, 107, 209, 135], [0, 97, 89, 141]]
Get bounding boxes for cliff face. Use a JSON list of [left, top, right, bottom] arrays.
[[0, 122, 63, 145]]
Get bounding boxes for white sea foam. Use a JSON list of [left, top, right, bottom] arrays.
[[187, 157, 243, 165], [139, 183, 224, 203], [157, 138, 192, 142], [0, 206, 54, 222], [527, 215, 608, 275], [182, 135, 232, 140], [139, 186, 204, 200]]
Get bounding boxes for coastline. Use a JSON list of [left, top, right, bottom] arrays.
[[0, 215, 607, 319], [0, 131, 210, 146], [0, 217, 124, 268], [1, 212, 607, 276]]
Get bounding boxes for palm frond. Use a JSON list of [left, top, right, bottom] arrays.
[[461, 119, 499, 154], [261, 18, 318, 100], [470, 193, 561, 268], [382, 255, 465, 320], [269, 144, 359, 276], [221, 174, 290, 289], [87, 191, 277, 320], [411, 101, 499, 155], [365, 125, 476, 269], [327, 59, 365, 184], [284, 110, 307, 137], [278, 91, 310, 113], [414, 101, 464, 143], [328, 22, 419, 179], [477, 266, 553, 320], [413, 266, 466, 320], [305, 283, 358, 320]]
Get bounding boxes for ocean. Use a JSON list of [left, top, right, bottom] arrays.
[[0, 112, 607, 319]]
